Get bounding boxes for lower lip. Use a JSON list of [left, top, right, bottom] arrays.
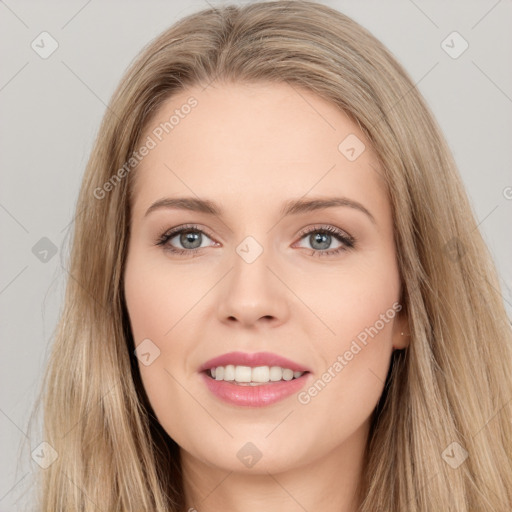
[[201, 372, 310, 407]]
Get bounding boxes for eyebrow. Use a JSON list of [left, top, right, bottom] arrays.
[[144, 196, 376, 224]]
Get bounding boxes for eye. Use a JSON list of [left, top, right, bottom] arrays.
[[155, 223, 355, 258], [294, 225, 355, 257], [155, 224, 218, 256]]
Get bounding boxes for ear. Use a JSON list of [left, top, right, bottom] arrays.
[[391, 311, 410, 350]]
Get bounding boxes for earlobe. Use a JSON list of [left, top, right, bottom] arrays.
[[393, 331, 410, 350], [392, 315, 410, 350]]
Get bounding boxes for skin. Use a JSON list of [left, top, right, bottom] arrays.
[[124, 81, 409, 512]]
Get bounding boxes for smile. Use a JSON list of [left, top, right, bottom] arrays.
[[199, 351, 312, 407]]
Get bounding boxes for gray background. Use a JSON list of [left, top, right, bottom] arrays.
[[1, 0, 511, 509]]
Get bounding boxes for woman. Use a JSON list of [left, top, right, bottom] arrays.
[[30, 1, 512, 510]]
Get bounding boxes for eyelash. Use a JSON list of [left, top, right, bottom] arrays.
[[155, 223, 356, 258]]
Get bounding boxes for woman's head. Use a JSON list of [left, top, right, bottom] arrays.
[[123, 79, 408, 487], [34, 1, 512, 511]]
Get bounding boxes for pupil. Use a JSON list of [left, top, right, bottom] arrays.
[[181, 231, 201, 249], [311, 232, 330, 250]]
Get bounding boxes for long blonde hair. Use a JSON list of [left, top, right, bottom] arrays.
[[27, 1, 512, 510]]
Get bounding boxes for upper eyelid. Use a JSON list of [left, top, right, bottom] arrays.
[[163, 224, 216, 240], [296, 224, 353, 241]]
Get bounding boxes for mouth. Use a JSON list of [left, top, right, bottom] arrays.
[[199, 352, 312, 407]]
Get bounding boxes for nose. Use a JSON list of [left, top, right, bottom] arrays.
[[216, 245, 290, 329]]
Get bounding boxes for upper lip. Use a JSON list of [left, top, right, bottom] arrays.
[[199, 351, 311, 373]]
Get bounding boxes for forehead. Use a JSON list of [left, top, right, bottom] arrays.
[[131, 81, 388, 218]]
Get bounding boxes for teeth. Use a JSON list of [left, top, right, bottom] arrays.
[[252, 366, 269, 383], [282, 369, 294, 381], [269, 366, 282, 381], [234, 365, 251, 382], [224, 364, 235, 381], [208, 365, 305, 384]]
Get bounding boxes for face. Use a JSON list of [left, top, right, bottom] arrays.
[[124, 81, 408, 476]]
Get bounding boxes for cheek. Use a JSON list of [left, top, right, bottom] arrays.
[[123, 253, 199, 441], [292, 250, 400, 354], [292, 314, 396, 456], [123, 250, 214, 427], [124, 280, 172, 343], [292, 255, 400, 433], [124, 250, 209, 343]]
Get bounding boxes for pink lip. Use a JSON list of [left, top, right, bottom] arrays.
[[200, 372, 311, 407], [199, 351, 311, 373], [198, 351, 312, 407]]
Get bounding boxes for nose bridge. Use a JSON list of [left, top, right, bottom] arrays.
[[217, 233, 289, 326]]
